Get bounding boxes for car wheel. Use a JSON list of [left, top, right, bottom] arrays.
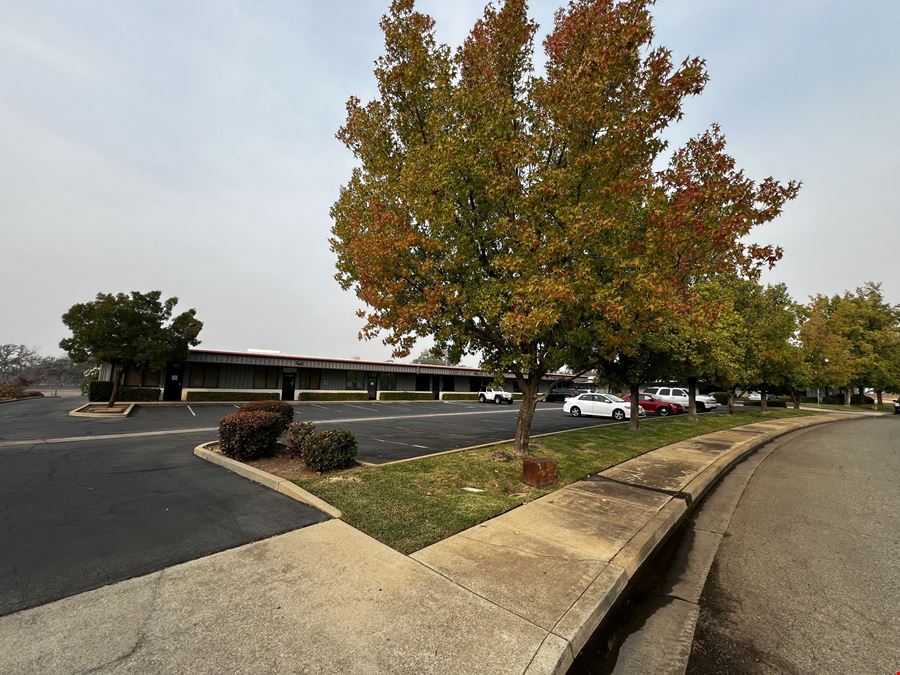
[[478, 394, 485, 403], [570, 406, 581, 417], [612, 408, 625, 421], [494, 396, 500, 404], [658, 406, 670, 416], [697, 402, 706, 412]]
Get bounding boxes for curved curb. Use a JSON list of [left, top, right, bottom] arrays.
[[69, 402, 135, 418], [537, 414, 844, 674], [193, 442, 342, 519]]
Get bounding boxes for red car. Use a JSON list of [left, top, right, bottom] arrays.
[[621, 393, 684, 416]]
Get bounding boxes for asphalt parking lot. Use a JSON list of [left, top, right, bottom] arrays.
[[0, 396, 721, 615], [0, 397, 719, 463]]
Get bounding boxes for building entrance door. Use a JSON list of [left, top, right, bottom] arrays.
[[163, 364, 183, 401], [281, 372, 296, 401], [367, 373, 378, 400]]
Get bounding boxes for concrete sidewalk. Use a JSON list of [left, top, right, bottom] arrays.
[[0, 414, 838, 674]]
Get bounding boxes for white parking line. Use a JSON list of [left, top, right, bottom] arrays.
[[232, 404, 240, 409], [345, 404, 373, 412], [310, 404, 329, 410], [187, 406, 196, 417], [371, 437, 429, 449]]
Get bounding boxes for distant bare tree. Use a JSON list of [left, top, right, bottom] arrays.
[[0, 344, 39, 383]]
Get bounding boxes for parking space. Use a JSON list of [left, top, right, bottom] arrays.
[[0, 433, 328, 616]]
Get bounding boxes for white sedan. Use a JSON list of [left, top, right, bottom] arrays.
[[562, 393, 645, 421]]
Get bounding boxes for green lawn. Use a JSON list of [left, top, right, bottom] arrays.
[[297, 409, 815, 554]]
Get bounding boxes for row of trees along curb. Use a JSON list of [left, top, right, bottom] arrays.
[[330, 0, 801, 453]]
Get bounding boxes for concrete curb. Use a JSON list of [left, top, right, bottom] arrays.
[[193, 442, 342, 519], [540, 414, 842, 673], [0, 396, 47, 405], [69, 402, 135, 418]]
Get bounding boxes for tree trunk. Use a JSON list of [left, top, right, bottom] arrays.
[[108, 364, 124, 407], [843, 388, 851, 406], [877, 390, 883, 406], [513, 374, 541, 456], [760, 386, 768, 414], [629, 381, 641, 432], [687, 376, 698, 422], [727, 386, 736, 415], [792, 391, 801, 409]]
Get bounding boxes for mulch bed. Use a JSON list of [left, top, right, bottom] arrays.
[[205, 441, 321, 481], [79, 404, 131, 414]]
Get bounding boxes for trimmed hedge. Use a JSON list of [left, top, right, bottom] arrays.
[[185, 391, 279, 402], [296, 391, 368, 401], [239, 400, 294, 430], [88, 381, 160, 402], [740, 400, 788, 408], [303, 429, 358, 472], [440, 392, 478, 400], [378, 391, 434, 401], [218, 410, 283, 460], [286, 421, 316, 459]]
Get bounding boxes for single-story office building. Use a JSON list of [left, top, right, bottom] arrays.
[[99, 348, 589, 401]]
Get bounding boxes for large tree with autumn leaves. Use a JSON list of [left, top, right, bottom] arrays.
[[331, 0, 799, 454]]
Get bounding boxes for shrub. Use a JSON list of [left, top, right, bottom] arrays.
[[302, 429, 358, 472], [286, 421, 316, 458], [377, 391, 434, 401], [185, 391, 280, 402], [87, 382, 159, 402], [239, 400, 294, 430], [740, 400, 788, 408], [0, 383, 25, 400], [850, 393, 872, 405], [296, 391, 368, 401], [88, 380, 113, 402], [439, 392, 478, 400], [711, 392, 730, 405], [218, 411, 283, 461]]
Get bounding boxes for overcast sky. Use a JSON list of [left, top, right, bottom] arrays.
[[2, 0, 898, 364]]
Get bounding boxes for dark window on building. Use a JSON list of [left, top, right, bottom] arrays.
[[346, 370, 365, 390], [416, 374, 432, 391], [298, 368, 321, 389], [379, 372, 397, 391], [124, 367, 160, 387], [253, 367, 279, 389], [188, 364, 219, 388]]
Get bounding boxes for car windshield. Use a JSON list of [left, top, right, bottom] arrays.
[[606, 394, 624, 402]]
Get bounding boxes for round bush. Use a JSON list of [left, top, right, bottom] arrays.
[[238, 400, 294, 430], [286, 421, 316, 458], [303, 429, 358, 472], [218, 410, 283, 461]]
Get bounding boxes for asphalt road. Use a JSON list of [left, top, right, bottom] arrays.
[[0, 434, 328, 616], [0, 397, 720, 463], [687, 416, 900, 673]]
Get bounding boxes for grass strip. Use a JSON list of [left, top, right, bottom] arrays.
[[802, 402, 893, 413], [297, 409, 814, 554]]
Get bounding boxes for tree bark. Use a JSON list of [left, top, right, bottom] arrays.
[[687, 376, 698, 422], [843, 387, 851, 406], [727, 386, 736, 415], [629, 381, 641, 432], [108, 364, 124, 407], [760, 385, 768, 414], [513, 374, 541, 455], [792, 391, 801, 409], [877, 390, 883, 406]]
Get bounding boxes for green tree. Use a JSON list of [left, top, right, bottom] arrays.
[[59, 291, 203, 405], [331, 0, 797, 452]]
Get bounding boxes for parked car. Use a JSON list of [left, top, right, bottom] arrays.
[[479, 387, 514, 404], [894, 398, 900, 414], [641, 386, 720, 411], [622, 393, 684, 416], [544, 387, 581, 403], [563, 393, 645, 420], [745, 391, 776, 401]]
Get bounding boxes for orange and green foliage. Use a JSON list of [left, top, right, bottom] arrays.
[[331, 0, 799, 453]]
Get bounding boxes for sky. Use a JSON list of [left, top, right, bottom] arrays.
[[2, 0, 898, 364]]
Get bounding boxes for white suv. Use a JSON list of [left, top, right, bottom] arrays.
[[479, 387, 514, 404], [642, 386, 719, 411]]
